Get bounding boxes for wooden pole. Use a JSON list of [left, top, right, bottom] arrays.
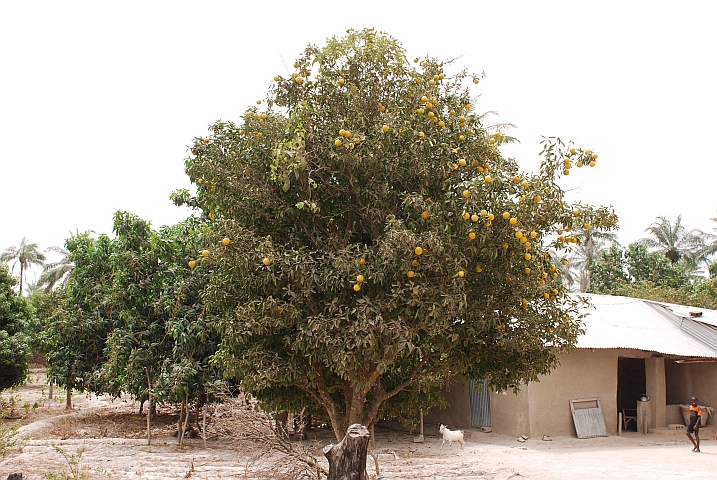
[[618, 412, 622, 436]]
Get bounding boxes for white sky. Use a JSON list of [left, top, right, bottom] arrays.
[[1, 1, 716, 283]]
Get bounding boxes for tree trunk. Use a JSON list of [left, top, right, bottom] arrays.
[[179, 391, 190, 448], [323, 423, 369, 480], [65, 383, 72, 410]]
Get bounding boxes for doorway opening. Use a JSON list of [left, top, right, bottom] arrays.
[[617, 357, 646, 432]]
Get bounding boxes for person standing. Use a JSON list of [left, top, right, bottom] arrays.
[[686, 396, 702, 452]]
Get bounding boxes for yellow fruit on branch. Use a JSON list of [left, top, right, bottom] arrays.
[[471, 214, 479, 222], [468, 232, 476, 240], [201, 250, 210, 257], [357, 274, 364, 283], [462, 212, 470, 220], [382, 125, 389, 133], [484, 175, 493, 183], [415, 247, 424, 256], [509, 217, 518, 225], [188, 260, 196, 269], [354, 284, 361, 292], [407, 270, 415, 278], [222, 238, 231, 246], [458, 159, 467, 167], [422, 211, 430, 219], [359, 258, 366, 265], [262, 258, 271, 266], [458, 270, 465, 277], [475, 265, 483, 272], [524, 253, 532, 261]]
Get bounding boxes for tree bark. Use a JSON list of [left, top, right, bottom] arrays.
[[65, 383, 72, 410], [323, 423, 369, 480]]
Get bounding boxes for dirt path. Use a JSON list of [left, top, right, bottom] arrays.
[[1, 371, 715, 479]]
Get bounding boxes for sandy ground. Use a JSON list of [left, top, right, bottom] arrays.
[[1, 370, 715, 479]]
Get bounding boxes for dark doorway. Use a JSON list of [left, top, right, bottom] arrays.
[[617, 358, 646, 431]]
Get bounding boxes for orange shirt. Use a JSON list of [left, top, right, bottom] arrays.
[[689, 405, 702, 420]]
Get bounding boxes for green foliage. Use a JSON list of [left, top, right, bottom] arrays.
[[0, 420, 19, 458], [44, 231, 114, 397], [45, 443, 88, 480], [0, 265, 32, 391], [179, 29, 618, 439], [590, 242, 717, 309], [41, 213, 222, 411]]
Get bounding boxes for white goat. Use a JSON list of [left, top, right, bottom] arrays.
[[439, 424, 465, 449]]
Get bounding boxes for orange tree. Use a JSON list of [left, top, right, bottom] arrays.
[[176, 29, 617, 441]]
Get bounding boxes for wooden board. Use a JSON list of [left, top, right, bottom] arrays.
[[570, 397, 608, 438]]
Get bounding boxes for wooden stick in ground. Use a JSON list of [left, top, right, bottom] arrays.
[[323, 423, 370, 480], [146, 369, 152, 445], [203, 404, 207, 449]]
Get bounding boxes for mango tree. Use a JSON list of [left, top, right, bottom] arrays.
[[178, 29, 618, 441]]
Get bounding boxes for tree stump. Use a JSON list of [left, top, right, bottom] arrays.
[[323, 423, 370, 480]]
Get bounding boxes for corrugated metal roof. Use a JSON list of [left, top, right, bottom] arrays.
[[571, 294, 717, 357]]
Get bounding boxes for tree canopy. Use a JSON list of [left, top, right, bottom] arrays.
[[1, 237, 46, 296], [0, 265, 32, 390], [176, 29, 618, 440]]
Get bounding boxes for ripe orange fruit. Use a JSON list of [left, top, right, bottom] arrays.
[[462, 212, 470, 220], [274, 76, 281, 82], [357, 274, 364, 283], [415, 247, 424, 256], [201, 249, 210, 257], [412, 259, 419, 266], [589, 160, 596, 167], [335, 139, 342, 147], [262, 258, 271, 266], [458, 159, 467, 167], [203, 138, 209, 144], [513, 176, 521, 182], [591, 153, 598, 160], [583, 224, 591, 230], [570, 148, 576, 154], [420, 96, 428, 104], [458, 270, 465, 277], [502, 212, 510, 219], [471, 214, 479, 222], [438, 120, 445, 128], [573, 209, 580, 216], [515, 231, 523, 239], [475, 265, 483, 272], [524, 268, 531, 274], [407, 270, 415, 278], [354, 284, 361, 292], [521, 180, 529, 188], [468, 232, 476, 240], [459, 135, 466, 141], [222, 238, 231, 246], [480, 209, 488, 217], [484, 175, 492, 183], [188, 260, 196, 268], [295, 76, 304, 84], [360, 258, 366, 265], [422, 211, 430, 219], [256, 99, 262, 105], [577, 161, 584, 168], [502, 242, 509, 249], [509, 217, 518, 225], [339, 78, 345, 85], [418, 131, 425, 138], [416, 108, 425, 115], [524, 253, 532, 261], [382, 125, 389, 133], [463, 190, 471, 198]]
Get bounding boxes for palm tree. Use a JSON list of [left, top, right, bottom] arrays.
[[570, 229, 620, 292], [38, 246, 73, 292], [640, 215, 704, 265], [1, 238, 46, 296]]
